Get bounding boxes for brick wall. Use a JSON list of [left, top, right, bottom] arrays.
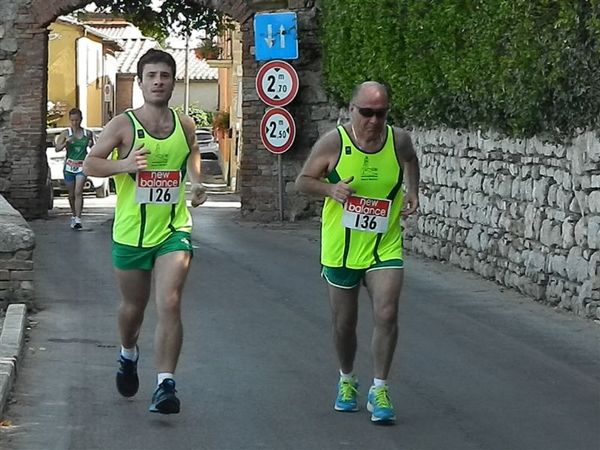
[[240, 1, 339, 221], [0, 194, 34, 307], [0, 0, 52, 219]]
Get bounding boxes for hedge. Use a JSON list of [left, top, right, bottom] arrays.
[[320, 0, 600, 138]]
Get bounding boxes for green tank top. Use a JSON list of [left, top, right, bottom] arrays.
[[64, 128, 90, 173], [112, 109, 192, 247], [321, 125, 404, 269]]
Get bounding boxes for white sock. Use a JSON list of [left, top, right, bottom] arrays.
[[120, 346, 138, 361], [373, 378, 387, 387], [157, 372, 174, 386], [339, 370, 355, 381]]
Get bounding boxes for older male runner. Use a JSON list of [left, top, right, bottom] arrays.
[[296, 81, 420, 424]]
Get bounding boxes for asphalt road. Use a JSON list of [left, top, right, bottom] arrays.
[[0, 193, 598, 450]]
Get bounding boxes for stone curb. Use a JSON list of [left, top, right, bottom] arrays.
[[0, 303, 26, 418]]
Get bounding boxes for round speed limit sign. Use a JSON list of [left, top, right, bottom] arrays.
[[260, 108, 296, 154]]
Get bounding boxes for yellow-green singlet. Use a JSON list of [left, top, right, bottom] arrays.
[[321, 125, 404, 269], [112, 109, 192, 247]]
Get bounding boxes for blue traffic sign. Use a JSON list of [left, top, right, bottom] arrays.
[[254, 12, 298, 61]]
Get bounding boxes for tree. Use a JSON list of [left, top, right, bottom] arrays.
[[92, 0, 233, 42]]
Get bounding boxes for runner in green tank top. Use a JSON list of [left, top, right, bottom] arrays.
[[84, 49, 207, 415], [296, 81, 420, 424], [55, 108, 94, 229]]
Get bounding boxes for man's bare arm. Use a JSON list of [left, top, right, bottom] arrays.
[[54, 130, 69, 152], [395, 129, 420, 215], [83, 115, 147, 177], [295, 129, 355, 204], [180, 113, 206, 207], [180, 114, 202, 184], [87, 129, 95, 148]]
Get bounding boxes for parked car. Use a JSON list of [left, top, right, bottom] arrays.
[[46, 127, 111, 198], [196, 127, 222, 176]]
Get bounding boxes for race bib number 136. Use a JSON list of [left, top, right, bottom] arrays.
[[135, 170, 180, 204], [342, 196, 391, 233]]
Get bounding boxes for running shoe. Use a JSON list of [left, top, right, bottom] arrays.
[[116, 349, 139, 397], [366, 385, 396, 423], [334, 377, 359, 412], [149, 378, 180, 414], [69, 217, 76, 229], [73, 217, 82, 229]]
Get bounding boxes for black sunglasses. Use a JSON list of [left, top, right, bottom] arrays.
[[353, 105, 389, 118]]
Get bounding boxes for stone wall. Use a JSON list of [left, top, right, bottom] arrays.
[[402, 128, 600, 319], [0, 194, 34, 307], [290, 119, 600, 318]]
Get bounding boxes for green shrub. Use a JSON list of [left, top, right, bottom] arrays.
[[173, 104, 213, 127], [321, 0, 600, 138]]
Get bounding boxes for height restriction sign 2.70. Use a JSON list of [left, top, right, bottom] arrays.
[[260, 108, 296, 154], [255, 60, 299, 107]]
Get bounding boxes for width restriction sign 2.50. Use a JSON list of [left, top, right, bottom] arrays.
[[260, 108, 296, 154]]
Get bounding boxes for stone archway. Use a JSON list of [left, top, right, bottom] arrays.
[[0, 0, 334, 220]]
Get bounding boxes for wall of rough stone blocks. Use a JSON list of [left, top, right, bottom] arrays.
[[400, 128, 600, 319], [289, 119, 600, 318], [0, 195, 35, 307]]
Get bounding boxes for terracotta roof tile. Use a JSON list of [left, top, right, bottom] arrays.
[[115, 38, 161, 74], [87, 24, 143, 40], [167, 47, 218, 81], [86, 23, 217, 80]]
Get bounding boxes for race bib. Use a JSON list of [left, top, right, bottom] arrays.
[[135, 170, 180, 204], [65, 158, 84, 173], [342, 196, 391, 233]]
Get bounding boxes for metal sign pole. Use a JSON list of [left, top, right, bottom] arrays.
[[184, 33, 190, 114], [278, 154, 283, 221]]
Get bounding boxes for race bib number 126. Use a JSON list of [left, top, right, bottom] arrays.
[[135, 170, 180, 204], [342, 196, 391, 233]]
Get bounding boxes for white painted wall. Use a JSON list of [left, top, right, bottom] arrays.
[[103, 53, 117, 122], [170, 81, 218, 112], [76, 37, 103, 127], [132, 80, 144, 109]]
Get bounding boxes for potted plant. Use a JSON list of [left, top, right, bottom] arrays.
[[212, 111, 230, 130], [212, 111, 230, 139], [194, 40, 221, 60]]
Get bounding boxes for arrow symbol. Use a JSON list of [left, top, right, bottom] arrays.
[[264, 24, 275, 48], [279, 24, 286, 48]]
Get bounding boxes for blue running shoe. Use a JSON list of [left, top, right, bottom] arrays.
[[367, 385, 396, 424], [334, 377, 359, 412], [149, 378, 180, 414], [116, 349, 139, 397]]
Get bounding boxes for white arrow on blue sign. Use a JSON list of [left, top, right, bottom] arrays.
[[254, 12, 299, 61]]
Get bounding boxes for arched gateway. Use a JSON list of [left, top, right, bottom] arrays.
[[0, 0, 334, 220]]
